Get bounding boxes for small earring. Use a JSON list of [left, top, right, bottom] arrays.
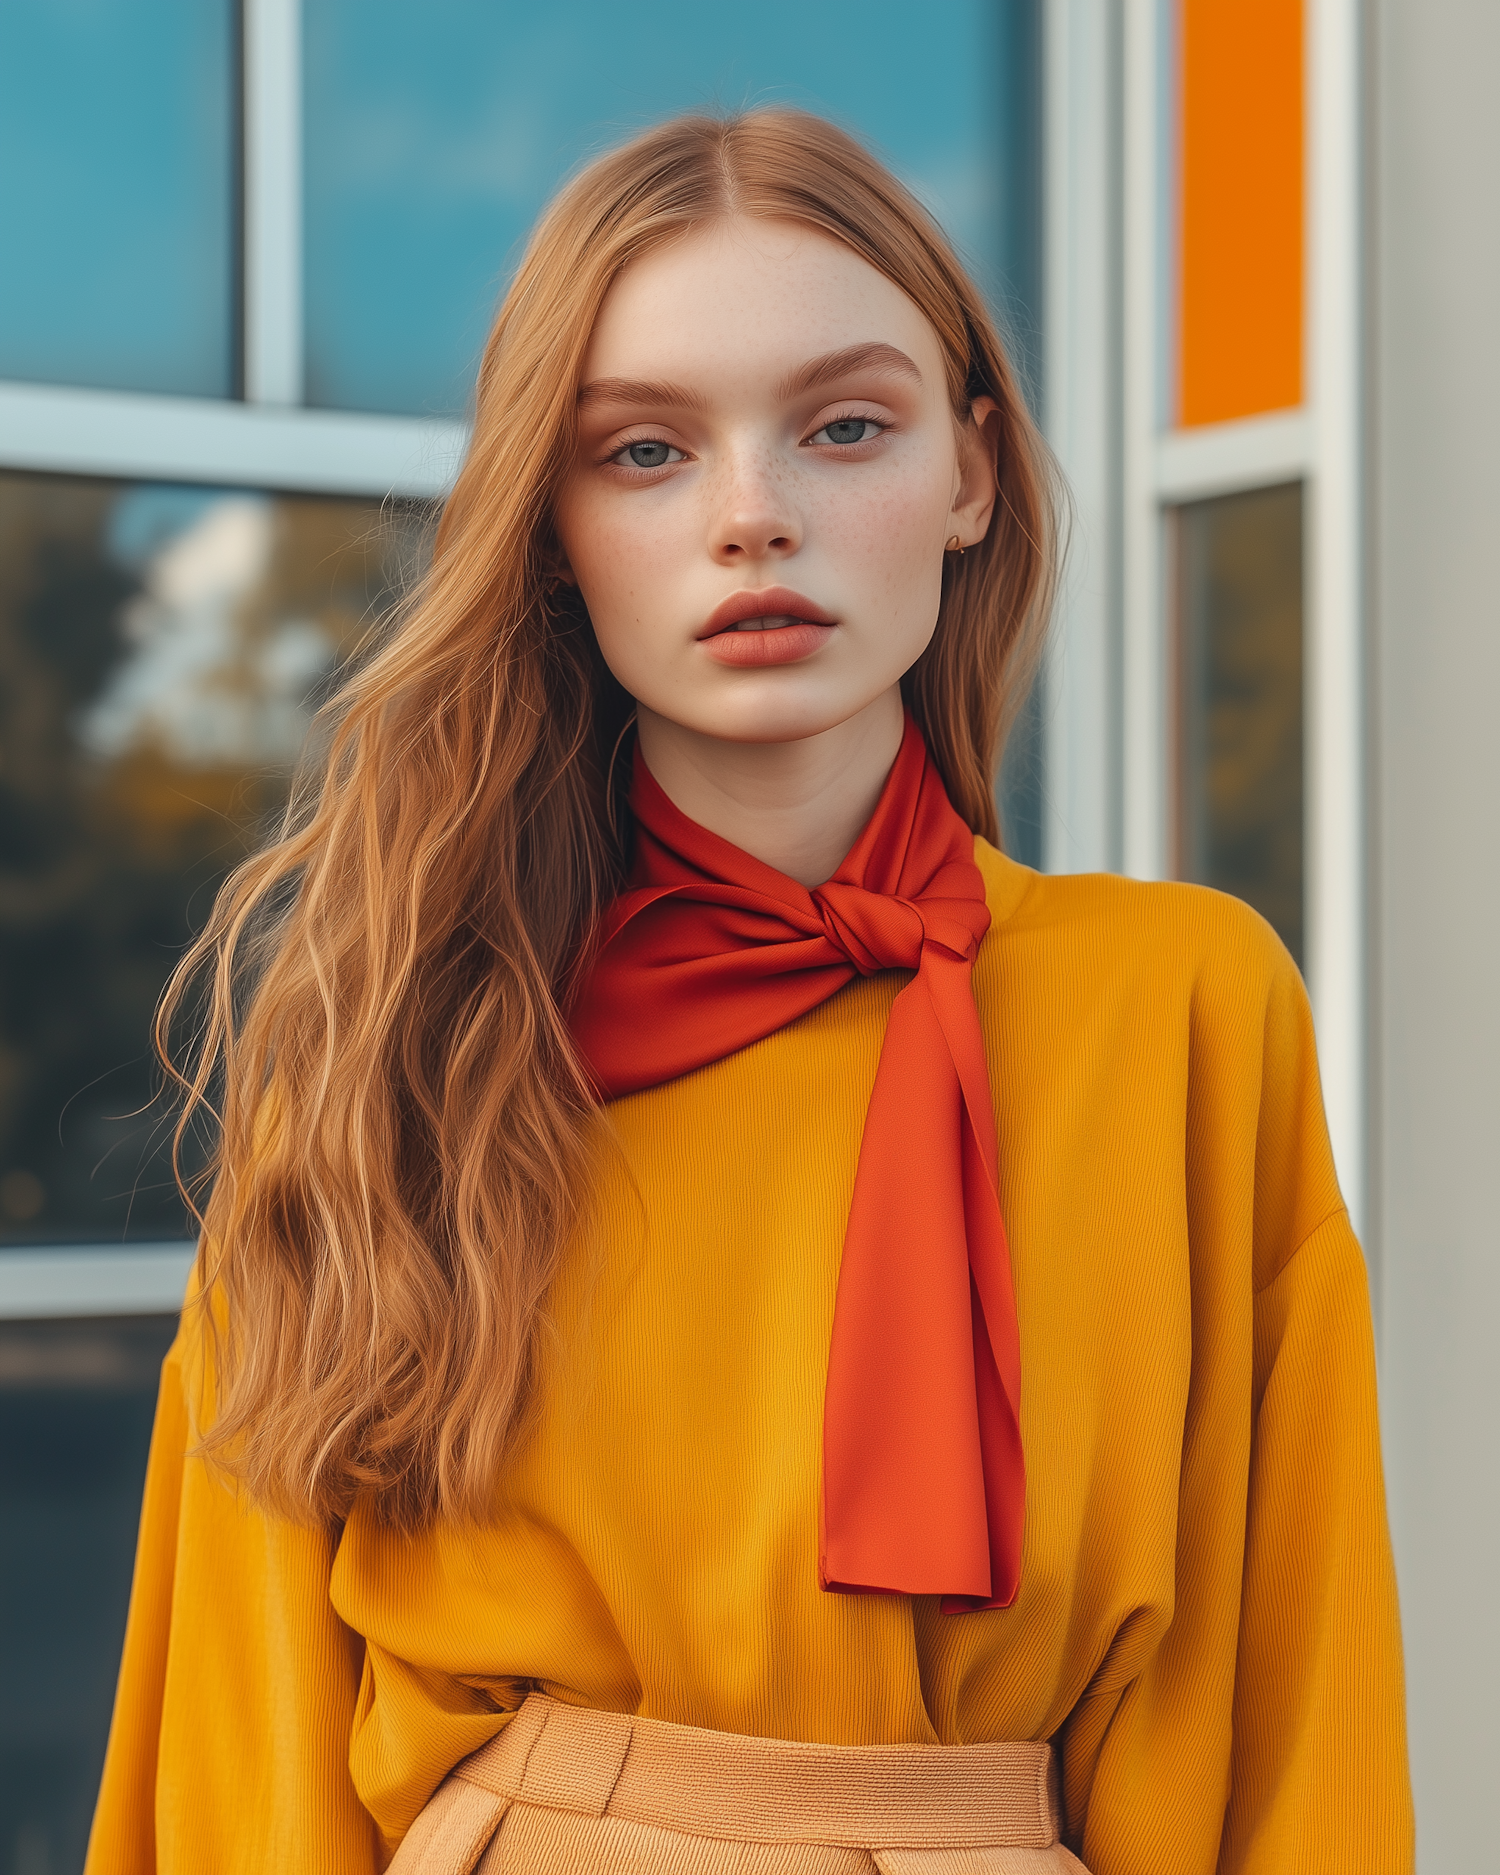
[[945, 535, 964, 554]]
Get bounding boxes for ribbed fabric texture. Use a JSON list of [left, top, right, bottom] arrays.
[[386, 1693, 1081, 1874], [85, 846, 1414, 1875]]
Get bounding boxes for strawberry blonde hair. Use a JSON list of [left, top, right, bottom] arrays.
[[161, 110, 1057, 1529]]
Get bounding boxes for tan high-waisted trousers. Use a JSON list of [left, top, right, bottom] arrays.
[[388, 1694, 1089, 1875]]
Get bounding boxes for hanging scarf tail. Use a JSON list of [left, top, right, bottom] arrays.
[[819, 944, 1023, 1609]]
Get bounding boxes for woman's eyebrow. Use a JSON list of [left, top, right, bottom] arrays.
[[577, 342, 923, 412], [777, 342, 923, 399], [577, 376, 708, 412]]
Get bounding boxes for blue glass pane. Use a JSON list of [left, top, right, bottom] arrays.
[[0, 1317, 177, 1872], [304, 0, 1039, 418], [0, 0, 235, 399]]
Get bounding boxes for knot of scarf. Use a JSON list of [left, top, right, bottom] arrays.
[[812, 880, 983, 980], [570, 715, 1024, 1612]]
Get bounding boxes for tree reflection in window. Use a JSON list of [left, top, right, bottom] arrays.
[[0, 474, 430, 1244]]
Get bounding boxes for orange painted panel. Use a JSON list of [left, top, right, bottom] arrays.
[[1178, 0, 1304, 426]]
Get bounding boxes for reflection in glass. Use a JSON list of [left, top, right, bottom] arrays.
[[0, 474, 428, 1245], [303, 0, 1039, 416], [0, 1315, 178, 1875], [999, 680, 1045, 872], [0, 0, 235, 397], [1176, 481, 1304, 964]]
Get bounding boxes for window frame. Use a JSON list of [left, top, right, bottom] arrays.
[[1, 0, 1367, 1309], [1043, 0, 1368, 1238], [0, 0, 462, 1317], [0, 1246, 197, 1319], [0, 0, 467, 506]]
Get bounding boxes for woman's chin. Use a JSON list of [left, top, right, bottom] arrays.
[[639, 681, 904, 751]]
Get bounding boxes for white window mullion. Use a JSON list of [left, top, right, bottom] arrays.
[[1306, 0, 1367, 1240], [242, 0, 304, 405], [1042, 0, 1122, 876], [0, 1246, 197, 1320], [0, 379, 465, 498], [1154, 408, 1313, 503], [1120, 0, 1168, 880]]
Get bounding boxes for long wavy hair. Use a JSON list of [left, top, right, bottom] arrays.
[[160, 109, 1058, 1530]]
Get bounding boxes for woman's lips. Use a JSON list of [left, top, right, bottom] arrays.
[[697, 586, 836, 668], [702, 621, 832, 667]]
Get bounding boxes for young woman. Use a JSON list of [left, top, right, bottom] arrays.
[[86, 113, 1412, 1874]]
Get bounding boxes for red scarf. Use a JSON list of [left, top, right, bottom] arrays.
[[571, 716, 1023, 1612]]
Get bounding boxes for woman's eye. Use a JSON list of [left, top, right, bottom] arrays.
[[811, 417, 882, 447], [615, 439, 683, 469]]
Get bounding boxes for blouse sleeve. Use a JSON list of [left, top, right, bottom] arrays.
[[85, 1323, 380, 1875], [1062, 913, 1414, 1874], [1221, 953, 1413, 1871], [1217, 1205, 1412, 1867]]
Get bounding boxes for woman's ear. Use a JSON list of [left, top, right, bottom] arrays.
[[948, 395, 1001, 549]]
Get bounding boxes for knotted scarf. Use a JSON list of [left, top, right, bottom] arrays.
[[571, 715, 1024, 1612]]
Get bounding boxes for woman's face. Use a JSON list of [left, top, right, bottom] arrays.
[[553, 217, 997, 748]]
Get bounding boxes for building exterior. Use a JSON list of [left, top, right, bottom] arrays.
[[1049, 11, 1499, 1866], [0, 2, 1493, 1868]]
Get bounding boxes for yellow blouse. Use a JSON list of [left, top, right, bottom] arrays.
[[85, 845, 1414, 1874]]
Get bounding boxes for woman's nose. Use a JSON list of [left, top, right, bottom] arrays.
[[707, 450, 802, 564]]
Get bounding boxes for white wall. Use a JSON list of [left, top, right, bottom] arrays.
[[1373, 2, 1500, 1867]]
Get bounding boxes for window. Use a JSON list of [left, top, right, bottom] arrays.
[[302, 0, 1037, 416], [0, 1315, 178, 1874], [0, 0, 236, 398], [2, 1, 1045, 1263], [1045, 0, 1363, 1217], [0, 472, 427, 1247], [1174, 482, 1304, 963]]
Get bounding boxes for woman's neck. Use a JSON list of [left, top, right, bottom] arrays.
[[634, 687, 905, 887]]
